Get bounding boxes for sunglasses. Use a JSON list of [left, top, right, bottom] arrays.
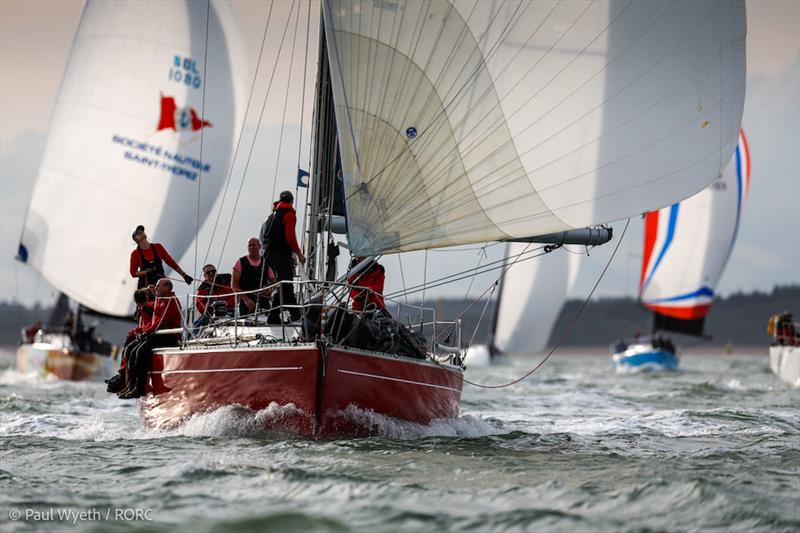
[[204, 270, 217, 276]]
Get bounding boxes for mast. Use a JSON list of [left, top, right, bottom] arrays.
[[306, 19, 335, 281]]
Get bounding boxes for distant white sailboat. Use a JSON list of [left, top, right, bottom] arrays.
[[466, 245, 580, 366], [613, 130, 751, 371], [767, 314, 800, 387], [15, 0, 247, 379]]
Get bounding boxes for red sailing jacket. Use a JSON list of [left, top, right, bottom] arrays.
[[195, 283, 235, 313], [133, 293, 182, 336], [349, 263, 386, 311], [274, 201, 302, 256], [129, 243, 181, 278]]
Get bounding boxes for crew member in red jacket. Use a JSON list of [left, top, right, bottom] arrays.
[[118, 279, 183, 399], [129, 225, 193, 288], [348, 257, 386, 312], [194, 264, 235, 328], [106, 288, 154, 393]]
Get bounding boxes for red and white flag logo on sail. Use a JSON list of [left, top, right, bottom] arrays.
[[157, 94, 212, 131]]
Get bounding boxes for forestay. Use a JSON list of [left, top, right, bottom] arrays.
[[640, 130, 751, 324], [321, 0, 747, 255], [492, 245, 580, 356], [18, 0, 247, 316]]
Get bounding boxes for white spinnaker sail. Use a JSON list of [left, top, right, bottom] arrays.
[[492, 245, 580, 355], [18, 0, 247, 316], [322, 0, 746, 255], [639, 130, 751, 322]]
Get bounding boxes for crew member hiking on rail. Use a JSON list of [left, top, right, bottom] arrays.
[[129, 225, 193, 289], [231, 238, 275, 316], [261, 191, 305, 323], [106, 288, 154, 393], [118, 278, 183, 399]]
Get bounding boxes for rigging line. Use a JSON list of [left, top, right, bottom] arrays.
[[435, 241, 533, 342], [384, 244, 545, 299], [201, 0, 274, 268], [449, 218, 630, 389], [391, 248, 547, 301], [215, 0, 298, 268], [430, 242, 502, 253], [294, 0, 312, 207], [270, 3, 303, 203], [397, 254, 409, 305], [463, 243, 489, 300], [467, 281, 497, 348], [298, 0, 315, 256], [421, 249, 428, 309], [194, 0, 212, 283]]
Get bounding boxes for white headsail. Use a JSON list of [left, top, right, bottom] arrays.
[[18, 0, 247, 316], [639, 130, 751, 333], [492, 245, 580, 355], [321, 0, 746, 255]]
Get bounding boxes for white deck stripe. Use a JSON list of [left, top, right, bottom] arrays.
[[336, 369, 461, 393], [151, 366, 303, 376]]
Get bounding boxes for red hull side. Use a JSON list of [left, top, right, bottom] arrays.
[[141, 345, 320, 436], [319, 348, 462, 437], [139, 344, 463, 438]]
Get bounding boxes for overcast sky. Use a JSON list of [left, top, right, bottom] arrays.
[[1, 0, 798, 309]]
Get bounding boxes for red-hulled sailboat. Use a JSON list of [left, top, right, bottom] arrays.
[[137, 1, 745, 437]]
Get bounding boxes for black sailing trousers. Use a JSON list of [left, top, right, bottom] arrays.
[[267, 253, 301, 322]]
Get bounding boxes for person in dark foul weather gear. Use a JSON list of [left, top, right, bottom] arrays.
[[261, 191, 305, 323], [129, 225, 193, 288]]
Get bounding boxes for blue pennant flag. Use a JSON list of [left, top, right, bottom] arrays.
[[297, 168, 309, 188]]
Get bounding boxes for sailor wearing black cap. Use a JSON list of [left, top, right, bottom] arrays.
[[260, 191, 305, 323], [129, 225, 193, 288]]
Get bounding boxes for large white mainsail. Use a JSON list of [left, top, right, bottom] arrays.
[[639, 130, 751, 335], [491, 245, 580, 355], [321, 0, 746, 255], [17, 0, 247, 316]]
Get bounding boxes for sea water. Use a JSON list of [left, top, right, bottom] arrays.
[[0, 350, 798, 532]]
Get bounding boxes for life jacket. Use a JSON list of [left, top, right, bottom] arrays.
[[136, 245, 165, 288], [263, 207, 291, 256], [237, 256, 271, 293]]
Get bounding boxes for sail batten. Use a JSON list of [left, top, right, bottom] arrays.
[[322, 0, 746, 255], [18, 0, 247, 316]]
